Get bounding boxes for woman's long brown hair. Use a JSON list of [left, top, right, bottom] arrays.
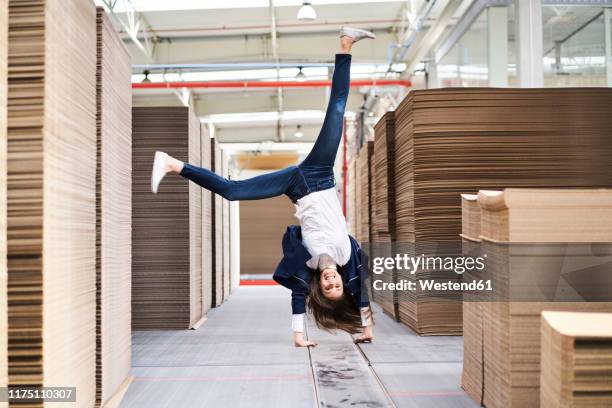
[[307, 271, 373, 334]]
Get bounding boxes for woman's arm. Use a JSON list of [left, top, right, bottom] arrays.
[[354, 306, 374, 343], [294, 332, 318, 347], [292, 313, 318, 347]]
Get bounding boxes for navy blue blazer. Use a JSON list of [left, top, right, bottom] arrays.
[[272, 225, 370, 315]]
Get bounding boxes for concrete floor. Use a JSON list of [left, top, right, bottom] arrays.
[[120, 286, 480, 408]]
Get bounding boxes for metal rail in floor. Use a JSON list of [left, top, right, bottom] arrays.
[[120, 286, 479, 408]]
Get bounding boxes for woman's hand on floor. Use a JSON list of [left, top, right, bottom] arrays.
[[354, 325, 374, 343], [293, 332, 318, 348]]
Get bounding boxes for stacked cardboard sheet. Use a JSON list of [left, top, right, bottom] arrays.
[[541, 311, 612, 408], [353, 153, 362, 243], [0, 0, 7, 403], [200, 124, 213, 314], [95, 8, 132, 406], [460, 194, 481, 242], [372, 111, 396, 242], [372, 112, 398, 320], [393, 88, 612, 335], [356, 141, 373, 246], [211, 138, 223, 306], [7, 0, 97, 404], [222, 153, 231, 300], [188, 109, 203, 326], [478, 189, 612, 243], [132, 106, 203, 329], [356, 142, 376, 304], [347, 157, 357, 237], [475, 188, 612, 408], [240, 195, 298, 276], [229, 201, 240, 291], [460, 194, 484, 405]]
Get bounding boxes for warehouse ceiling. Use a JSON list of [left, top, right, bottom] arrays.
[[93, 0, 469, 146], [95, 0, 610, 149]]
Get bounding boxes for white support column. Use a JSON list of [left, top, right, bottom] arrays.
[[488, 6, 509, 87], [605, 8, 612, 87], [427, 60, 440, 88], [554, 41, 562, 74], [515, 0, 543, 87]]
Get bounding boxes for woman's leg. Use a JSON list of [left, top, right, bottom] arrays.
[[300, 36, 354, 168], [163, 155, 297, 201]]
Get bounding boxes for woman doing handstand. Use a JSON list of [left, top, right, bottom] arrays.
[[151, 27, 376, 347]]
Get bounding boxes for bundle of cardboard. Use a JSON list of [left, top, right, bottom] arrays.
[[95, 8, 133, 405], [200, 124, 213, 315], [459, 194, 484, 404], [356, 141, 373, 246], [347, 157, 357, 237], [222, 154, 231, 300], [393, 88, 612, 335], [541, 311, 612, 407], [461, 188, 612, 407], [7, 0, 98, 404], [132, 107, 204, 329], [211, 138, 224, 306], [240, 195, 297, 276], [372, 111, 398, 320], [0, 1, 7, 403]]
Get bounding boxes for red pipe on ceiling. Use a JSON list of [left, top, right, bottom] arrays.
[[132, 79, 411, 89]]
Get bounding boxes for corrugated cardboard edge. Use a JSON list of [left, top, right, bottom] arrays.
[[102, 375, 134, 408], [189, 315, 208, 330]]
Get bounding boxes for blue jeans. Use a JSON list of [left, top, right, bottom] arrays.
[[179, 53, 351, 203]]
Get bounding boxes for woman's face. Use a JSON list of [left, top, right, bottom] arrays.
[[319, 268, 343, 300]]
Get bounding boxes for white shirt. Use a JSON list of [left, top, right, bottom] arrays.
[[291, 187, 371, 332], [293, 187, 352, 270]]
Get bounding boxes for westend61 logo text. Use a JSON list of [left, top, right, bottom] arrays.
[[371, 254, 492, 292]]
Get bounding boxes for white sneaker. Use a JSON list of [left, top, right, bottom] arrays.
[[339, 27, 376, 42], [151, 151, 168, 194]]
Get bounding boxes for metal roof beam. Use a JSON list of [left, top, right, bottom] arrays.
[[100, 0, 159, 62]]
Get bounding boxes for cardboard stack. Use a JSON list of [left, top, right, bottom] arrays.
[[459, 194, 484, 404], [353, 153, 362, 243], [372, 112, 398, 320], [475, 188, 612, 408], [393, 88, 612, 335], [211, 138, 223, 306], [222, 153, 231, 300], [7, 0, 97, 404], [356, 141, 373, 246], [132, 107, 203, 329], [240, 195, 298, 276], [200, 124, 213, 314], [0, 0, 7, 403], [95, 8, 132, 406], [479, 189, 612, 243], [347, 157, 357, 237], [541, 311, 612, 408], [356, 142, 375, 305], [229, 200, 240, 291], [188, 108, 203, 325]]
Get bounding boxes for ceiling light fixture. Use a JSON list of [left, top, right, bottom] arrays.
[[142, 69, 151, 83], [295, 66, 307, 82], [297, 1, 317, 21], [294, 125, 304, 138]]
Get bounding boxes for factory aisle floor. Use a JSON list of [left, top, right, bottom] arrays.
[[120, 286, 479, 408]]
